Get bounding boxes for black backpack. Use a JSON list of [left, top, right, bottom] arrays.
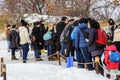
[[64, 25, 73, 43]]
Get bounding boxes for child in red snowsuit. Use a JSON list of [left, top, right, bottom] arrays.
[[104, 45, 120, 80]]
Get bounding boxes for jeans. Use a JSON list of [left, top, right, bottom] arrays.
[[60, 41, 65, 56], [76, 48, 84, 63], [34, 49, 41, 59], [80, 47, 93, 69], [46, 45, 52, 56], [80, 47, 92, 62], [22, 43, 29, 63]]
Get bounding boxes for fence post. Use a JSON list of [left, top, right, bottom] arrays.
[[95, 56, 100, 74], [58, 53, 61, 65], [2, 64, 6, 80], [57, 51, 61, 65], [84, 63, 88, 69], [95, 62, 99, 74], [1, 57, 4, 77]]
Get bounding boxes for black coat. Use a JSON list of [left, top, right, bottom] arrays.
[[32, 27, 44, 50], [56, 21, 67, 40], [9, 29, 20, 49]]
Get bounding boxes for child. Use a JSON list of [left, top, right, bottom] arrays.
[[104, 45, 120, 80], [44, 24, 54, 61]]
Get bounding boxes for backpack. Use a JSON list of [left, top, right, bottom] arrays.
[[64, 25, 73, 43], [43, 31, 52, 41], [95, 29, 108, 48], [109, 51, 120, 62]]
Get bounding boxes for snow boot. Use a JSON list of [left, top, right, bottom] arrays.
[[12, 56, 18, 60]]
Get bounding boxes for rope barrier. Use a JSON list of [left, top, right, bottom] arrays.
[[22, 53, 58, 61], [78, 62, 96, 65], [59, 54, 66, 59]]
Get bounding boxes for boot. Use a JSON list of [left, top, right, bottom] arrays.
[[12, 56, 18, 60], [99, 70, 104, 76]]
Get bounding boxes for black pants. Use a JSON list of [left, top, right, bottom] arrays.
[[66, 44, 75, 57], [11, 48, 16, 57]]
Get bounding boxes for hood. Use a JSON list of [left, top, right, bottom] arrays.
[[106, 45, 117, 51], [79, 23, 88, 29], [19, 26, 26, 32]]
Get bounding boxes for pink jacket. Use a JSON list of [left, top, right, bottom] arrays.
[[104, 45, 119, 69]]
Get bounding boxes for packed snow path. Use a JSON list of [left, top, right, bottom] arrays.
[[0, 40, 111, 80]]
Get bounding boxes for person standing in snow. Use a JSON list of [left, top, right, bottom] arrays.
[[74, 18, 93, 70], [108, 18, 117, 41], [56, 17, 67, 56], [31, 21, 43, 61], [5, 24, 11, 52], [44, 23, 54, 61], [88, 19, 104, 74], [39, 19, 48, 49], [60, 19, 75, 60], [19, 19, 30, 63], [9, 25, 20, 60]]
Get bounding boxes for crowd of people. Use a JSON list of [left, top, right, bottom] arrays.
[[4, 17, 120, 79]]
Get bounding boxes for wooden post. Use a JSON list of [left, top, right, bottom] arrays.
[[84, 64, 88, 69], [1, 57, 4, 77], [2, 64, 6, 80], [95, 56, 100, 74], [95, 62, 99, 74], [58, 53, 61, 65], [57, 51, 61, 65]]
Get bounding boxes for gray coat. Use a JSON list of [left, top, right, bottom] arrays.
[[9, 29, 20, 49], [88, 28, 103, 56]]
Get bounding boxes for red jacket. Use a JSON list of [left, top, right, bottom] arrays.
[[104, 45, 119, 69]]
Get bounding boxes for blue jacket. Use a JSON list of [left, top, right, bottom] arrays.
[[71, 25, 79, 40], [75, 23, 90, 48]]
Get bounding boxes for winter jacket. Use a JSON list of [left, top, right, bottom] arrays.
[[113, 27, 120, 42], [19, 26, 30, 45], [60, 23, 73, 43], [88, 28, 100, 52], [104, 45, 119, 69], [71, 26, 79, 40], [56, 21, 67, 40], [60, 23, 70, 42], [9, 29, 20, 49], [75, 23, 90, 48], [32, 27, 44, 49]]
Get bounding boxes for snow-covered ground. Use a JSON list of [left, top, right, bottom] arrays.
[[0, 36, 111, 80]]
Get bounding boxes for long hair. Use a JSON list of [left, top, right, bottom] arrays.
[[108, 18, 115, 25], [21, 19, 29, 32], [89, 19, 100, 29]]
